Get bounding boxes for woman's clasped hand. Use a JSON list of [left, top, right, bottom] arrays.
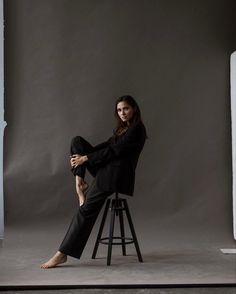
[[70, 154, 85, 168]]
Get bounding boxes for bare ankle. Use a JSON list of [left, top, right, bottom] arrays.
[[76, 175, 83, 182]]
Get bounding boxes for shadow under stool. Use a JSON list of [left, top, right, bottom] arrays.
[[91, 192, 143, 265]]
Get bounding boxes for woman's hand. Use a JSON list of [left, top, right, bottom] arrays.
[[70, 154, 86, 168]]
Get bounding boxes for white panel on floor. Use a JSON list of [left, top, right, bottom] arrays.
[[230, 51, 236, 241]]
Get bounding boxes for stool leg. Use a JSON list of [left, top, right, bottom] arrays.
[[92, 198, 111, 259], [115, 199, 119, 216], [118, 199, 126, 256], [107, 200, 116, 265], [123, 199, 143, 262]]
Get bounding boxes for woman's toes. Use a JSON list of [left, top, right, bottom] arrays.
[[79, 195, 85, 206], [40, 262, 51, 269], [40, 254, 67, 269]]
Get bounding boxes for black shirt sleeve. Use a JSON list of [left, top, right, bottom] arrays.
[[87, 123, 145, 166]]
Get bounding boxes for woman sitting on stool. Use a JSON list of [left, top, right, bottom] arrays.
[[40, 95, 148, 268]]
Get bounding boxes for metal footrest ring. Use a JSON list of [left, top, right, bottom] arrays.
[[99, 236, 134, 245]]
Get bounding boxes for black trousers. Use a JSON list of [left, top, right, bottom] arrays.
[[58, 136, 114, 259]]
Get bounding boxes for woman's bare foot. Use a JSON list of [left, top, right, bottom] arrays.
[[40, 251, 67, 269], [76, 187, 85, 206], [75, 176, 89, 206]]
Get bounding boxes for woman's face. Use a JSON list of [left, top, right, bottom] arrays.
[[117, 101, 135, 124]]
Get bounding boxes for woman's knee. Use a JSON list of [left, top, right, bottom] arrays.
[[70, 136, 84, 155], [71, 136, 87, 149], [71, 136, 83, 144], [70, 136, 93, 155]]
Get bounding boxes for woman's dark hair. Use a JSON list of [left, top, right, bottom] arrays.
[[113, 95, 148, 139]]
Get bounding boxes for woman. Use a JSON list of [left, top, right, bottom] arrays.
[[40, 95, 147, 268]]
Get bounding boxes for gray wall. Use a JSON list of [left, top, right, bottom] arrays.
[[4, 1, 236, 242]]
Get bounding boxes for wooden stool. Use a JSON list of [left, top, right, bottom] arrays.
[[91, 192, 143, 265]]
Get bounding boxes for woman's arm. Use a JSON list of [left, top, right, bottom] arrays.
[[86, 123, 145, 166]]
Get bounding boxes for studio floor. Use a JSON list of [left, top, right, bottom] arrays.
[[0, 215, 235, 289]]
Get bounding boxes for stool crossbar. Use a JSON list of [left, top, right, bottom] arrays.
[[92, 192, 143, 265]]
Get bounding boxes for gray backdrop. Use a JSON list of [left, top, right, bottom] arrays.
[[3, 0, 236, 245]]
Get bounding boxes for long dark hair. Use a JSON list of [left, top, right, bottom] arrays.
[[113, 95, 148, 139]]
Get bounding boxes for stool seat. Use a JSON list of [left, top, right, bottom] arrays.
[[91, 192, 143, 265]]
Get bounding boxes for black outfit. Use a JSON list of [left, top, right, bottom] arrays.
[[58, 121, 146, 259]]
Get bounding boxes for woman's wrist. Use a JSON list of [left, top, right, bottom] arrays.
[[83, 155, 88, 163]]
